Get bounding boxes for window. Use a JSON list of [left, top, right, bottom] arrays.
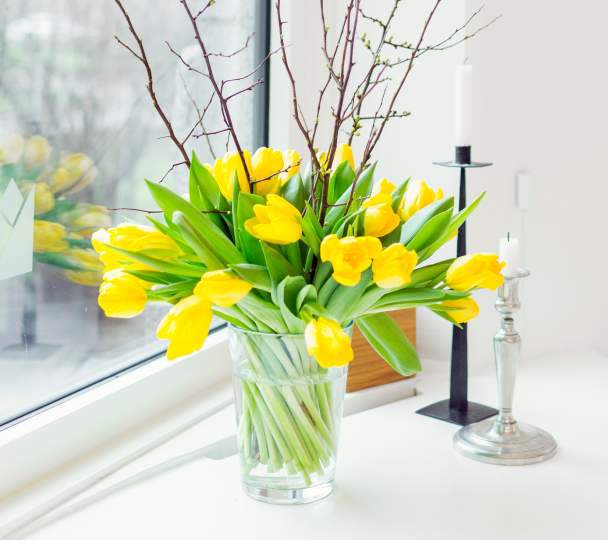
[[0, 0, 270, 427]]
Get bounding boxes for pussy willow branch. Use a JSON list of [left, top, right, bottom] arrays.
[[342, 0, 443, 216], [181, 0, 252, 184], [207, 32, 254, 58], [113, 0, 190, 167], [159, 161, 187, 184]]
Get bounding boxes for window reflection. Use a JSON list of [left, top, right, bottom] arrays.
[[0, 0, 258, 426]]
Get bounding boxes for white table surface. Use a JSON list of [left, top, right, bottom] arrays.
[[17, 351, 608, 540]]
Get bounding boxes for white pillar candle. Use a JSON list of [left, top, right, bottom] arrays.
[[499, 237, 519, 276], [455, 65, 473, 147]]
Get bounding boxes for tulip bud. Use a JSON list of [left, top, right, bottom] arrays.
[[446, 253, 505, 292], [331, 143, 355, 172], [279, 149, 300, 185], [33, 182, 55, 215], [305, 317, 354, 368], [33, 221, 68, 253], [98, 273, 147, 318], [51, 153, 99, 195], [372, 244, 418, 288], [252, 147, 283, 196], [127, 231, 181, 259], [0, 133, 25, 165], [442, 297, 480, 324], [24, 135, 52, 170], [320, 234, 382, 286], [157, 295, 213, 360], [361, 193, 400, 238], [63, 248, 105, 286], [194, 269, 252, 307], [372, 178, 396, 196], [398, 179, 443, 221], [69, 206, 112, 237], [244, 194, 303, 245]]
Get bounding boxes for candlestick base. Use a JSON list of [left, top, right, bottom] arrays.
[[416, 399, 498, 427], [453, 418, 557, 465]]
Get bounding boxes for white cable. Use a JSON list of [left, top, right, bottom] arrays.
[[0, 397, 233, 540]]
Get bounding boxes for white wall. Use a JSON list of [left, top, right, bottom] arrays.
[[269, 0, 607, 366]]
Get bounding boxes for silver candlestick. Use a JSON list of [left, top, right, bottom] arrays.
[[453, 269, 557, 465]]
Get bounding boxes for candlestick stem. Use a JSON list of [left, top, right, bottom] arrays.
[[453, 269, 558, 465]]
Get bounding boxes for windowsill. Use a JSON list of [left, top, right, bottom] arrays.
[[2, 350, 606, 539]]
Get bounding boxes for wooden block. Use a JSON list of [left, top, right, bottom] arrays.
[[346, 309, 416, 393]]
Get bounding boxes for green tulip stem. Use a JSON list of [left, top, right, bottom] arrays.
[[281, 337, 305, 378], [242, 383, 269, 464]]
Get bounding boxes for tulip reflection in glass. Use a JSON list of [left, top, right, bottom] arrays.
[[0, 132, 108, 287]]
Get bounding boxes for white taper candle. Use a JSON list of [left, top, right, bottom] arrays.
[[499, 236, 519, 276]]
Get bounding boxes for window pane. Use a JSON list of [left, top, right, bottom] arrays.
[[0, 0, 261, 426]]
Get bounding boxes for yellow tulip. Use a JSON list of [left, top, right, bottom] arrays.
[[0, 133, 24, 165], [70, 206, 112, 237], [51, 153, 99, 195], [252, 147, 283, 196], [320, 234, 382, 286], [194, 269, 252, 307], [446, 253, 505, 292], [372, 244, 418, 288], [108, 223, 157, 248], [442, 297, 480, 324], [24, 135, 52, 170], [157, 295, 213, 360], [361, 193, 400, 238], [305, 317, 354, 368], [63, 248, 105, 287], [398, 179, 443, 221], [204, 151, 253, 201], [104, 266, 153, 288], [372, 178, 396, 196], [244, 194, 302, 245], [319, 143, 355, 172], [279, 149, 300, 185], [33, 221, 68, 253], [128, 231, 181, 258], [98, 273, 147, 318], [33, 183, 55, 215]]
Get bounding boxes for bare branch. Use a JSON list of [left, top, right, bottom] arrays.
[[159, 161, 187, 184], [225, 79, 263, 101], [166, 41, 209, 77], [181, 0, 252, 184], [222, 44, 286, 85], [113, 0, 190, 167], [250, 161, 302, 184], [206, 32, 254, 58], [193, 128, 231, 138]]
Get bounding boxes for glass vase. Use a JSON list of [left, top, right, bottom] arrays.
[[228, 324, 352, 505]]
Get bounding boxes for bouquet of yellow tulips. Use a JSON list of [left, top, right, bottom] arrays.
[[92, 143, 504, 489], [0, 132, 109, 286]]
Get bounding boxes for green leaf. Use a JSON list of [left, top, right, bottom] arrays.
[[283, 242, 303, 275], [150, 280, 198, 296], [428, 307, 463, 329], [146, 216, 196, 255], [238, 192, 265, 225], [262, 242, 297, 283], [400, 197, 454, 246], [327, 160, 356, 205], [326, 268, 373, 325], [324, 161, 376, 232], [277, 277, 307, 333], [296, 285, 317, 311], [419, 191, 486, 263], [122, 270, 178, 284], [173, 211, 224, 270], [302, 161, 312, 200], [106, 245, 207, 277], [356, 313, 421, 376], [312, 260, 333, 290], [238, 293, 288, 333], [33, 252, 93, 271], [406, 209, 452, 253], [146, 179, 244, 265], [304, 202, 324, 240], [34, 200, 78, 222], [372, 288, 447, 309], [381, 222, 402, 247], [191, 151, 219, 207], [390, 177, 410, 212], [280, 173, 305, 212], [65, 237, 93, 249], [317, 276, 339, 307], [229, 264, 272, 291], [298, 215, 321, 258], [231, 170, 241, 249], [240, 229, 266, 265]]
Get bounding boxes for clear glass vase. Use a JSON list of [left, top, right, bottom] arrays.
[[228, 324, 352, 505]]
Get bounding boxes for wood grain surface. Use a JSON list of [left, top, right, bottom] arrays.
[[346, 309, 416, 393]]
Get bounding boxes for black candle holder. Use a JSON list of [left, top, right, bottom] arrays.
[[415, 146, 498, 426]]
